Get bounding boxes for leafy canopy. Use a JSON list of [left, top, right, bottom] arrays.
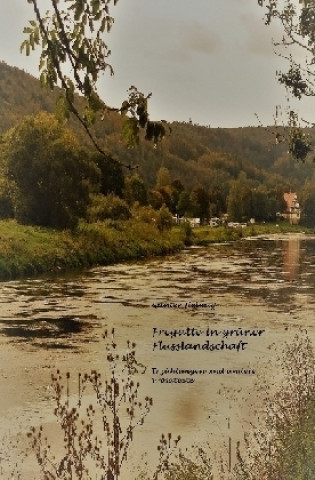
[[21, 0, 168, 165], [4, 111, 99, 229]]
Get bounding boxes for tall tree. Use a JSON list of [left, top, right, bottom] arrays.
[[177, 191, 193, 217], [21, 0, 168, 166], [3, 112, 99, 229], [227, 175, 254, 222], [191, 186, 210, 224]]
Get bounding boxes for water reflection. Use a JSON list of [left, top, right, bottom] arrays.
[[0, 315, 90, 337], [0, 314, 101, 350], [283, 237, 300, 281]]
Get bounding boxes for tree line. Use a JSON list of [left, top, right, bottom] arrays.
[[2, 110, 315, 231]]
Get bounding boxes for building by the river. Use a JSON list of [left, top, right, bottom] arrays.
[[283, 192, 301, 225]]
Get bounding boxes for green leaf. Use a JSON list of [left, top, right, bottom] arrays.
[[74, 0, 84, 21], [83, 75, 92, 96], [82, 105, 96, 126], [20, 40, 28, 54], [122, 117, 140, 148], [88, 92, 104, 112], [55, 95, 70, 123], [91, 0, 100, 16], [100, 17, 107, 33]]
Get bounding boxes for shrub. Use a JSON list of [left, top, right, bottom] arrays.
[[156, 204, 173, 232], [180, 221, 194, 246], [133, 205, 158, 224], [87, 193, 131, 222]]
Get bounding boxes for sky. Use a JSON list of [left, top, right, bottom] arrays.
[[0, 0, 311, 128]]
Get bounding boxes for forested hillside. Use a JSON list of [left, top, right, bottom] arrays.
[[0, 61, 58, 134], [1, 60, 315, 226]]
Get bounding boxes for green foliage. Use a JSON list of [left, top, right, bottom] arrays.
[[122, 116, 140, 148], [120, 87, 168, 149], [21, 2, 167, 158], [155, 167, 172, 190], [148, 190, 166, 210], [91, 152, 125, 196], [156, 204, 173, 232], [133, 205, 159, 224], [288, 128, 312, 162], [192, 225, 243, 245], [190, 186, 210, 224], [227, 176, 252, 222], [177, 191, 193, 217], [124, 175, 148, 206], [2, 63, 315, 226], [0, 219, 311, 281], [145, 121, 167, 145], [278, 66, 309, 100], [22, 0, 115, 98], [226, 174, 283, 222], [258, 0, 315, 160], [2, 61, 315, 215], [3, 112, 99, 229], [0, 147, 14, 219], [0, 62, 60, 135], [0, 195, 13, 219], [87, 193, 131, 222], [0, 218, 185, 281], [300, 182, 315, 227], [180, 221, 194, 246]]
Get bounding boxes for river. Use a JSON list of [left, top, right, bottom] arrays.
[[0, 233, 315, 479]]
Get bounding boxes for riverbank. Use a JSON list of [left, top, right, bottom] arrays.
[[0, 219, 313, 281], [191, 222, 315, 246], [0, 219, 184, 281]]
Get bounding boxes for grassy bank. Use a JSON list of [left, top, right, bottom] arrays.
[[0, 219, 313, 281], [0, 219, 184, 281]]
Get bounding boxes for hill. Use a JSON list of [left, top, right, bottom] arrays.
[[0, 61, 58, 134], [0, 60, 313, 195]]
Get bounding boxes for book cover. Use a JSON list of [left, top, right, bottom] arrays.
[[0, 1, 314, 480]]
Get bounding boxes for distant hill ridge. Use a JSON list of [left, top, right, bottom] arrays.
[[0, 61, 59, 134], [0, 61, 313, 191]]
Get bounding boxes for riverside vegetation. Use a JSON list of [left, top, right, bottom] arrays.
[[0, 217, 182, 281], [0, 218, 312, 281]]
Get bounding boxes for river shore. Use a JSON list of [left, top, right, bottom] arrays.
[[0, 218, 312, 281]]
